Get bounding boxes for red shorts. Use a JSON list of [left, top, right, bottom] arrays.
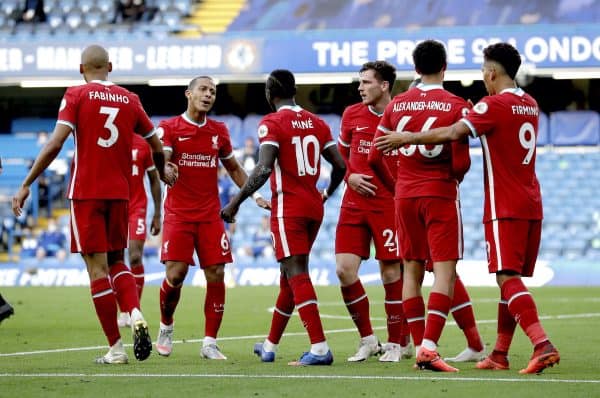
[[128, 207, 147, 241], [70, 199, 128, 254], [335, 206, 399, 260], [271, 216, 321, 261], [484, 219, 541, 277], [160, 218, 233, 267], [395, 197, 463, 262]]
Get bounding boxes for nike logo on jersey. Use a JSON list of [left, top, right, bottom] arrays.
[[178, 137, 192, 141], [356, 126, 369, 131]]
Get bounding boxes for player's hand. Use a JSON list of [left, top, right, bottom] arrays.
[[150, 214, 161, 235], [374, 131, 412, 153], [255, 197, 271, 210], [12, 186, 30, 217], [348, 173, 377, 197], [163, 162, 178, 186], [220, 203, 239, 223]]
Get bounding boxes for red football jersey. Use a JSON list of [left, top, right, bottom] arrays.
[[129, 133, 155, 211], [462, 88, 542, 221], [378, 84, 468, 199], [258, 105, 335, 219], [160, 113, 233, 222], [58, 80, 155, 200], [338, 103, 398, 210]]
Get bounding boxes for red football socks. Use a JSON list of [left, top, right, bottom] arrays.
[[341, 280, 373, 338], [268, 275, 295, 344], [451, 277, 484, 352], [204, 281, 226, 338], [109, 262, 141, 314], [131, 263, 145, 300], [402, 295, 425, 346], [288, 273, 326, 344], [503, 278, 549, 347], [423, 292, 451, 346], [91, 277, 120, 346], [383, 278, 408, 345], [159, 278, 181, 325]]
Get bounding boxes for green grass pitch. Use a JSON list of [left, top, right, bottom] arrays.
[[1, 285, 599, 397]]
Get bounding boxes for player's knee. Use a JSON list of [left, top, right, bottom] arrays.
[[204, 264, 225, 283]]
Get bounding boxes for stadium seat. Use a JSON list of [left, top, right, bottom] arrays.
[[550, 111, 600, 146], [211, 115, 243, 148], [318, 114, 341, 139], [537, 112, 549, 146], [241, 114, 265, 145]]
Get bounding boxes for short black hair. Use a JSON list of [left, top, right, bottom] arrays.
[[483, 42, 521, 80], [266, 69, 296, 99], [412, 39, 447, 75], [188, 75, 214, 90], [360, 60, 397, 91]]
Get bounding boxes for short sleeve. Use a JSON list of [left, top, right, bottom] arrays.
[[132, 94, 155, 138], [338, 109, 352, 148], [159, 121, 173, 151], [219, 125, 234, 159], [56, 87, 78, 130], [462, 97, 497, 138], [257, 117, 279, 147]]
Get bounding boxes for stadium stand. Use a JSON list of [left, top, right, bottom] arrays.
[[228, 0, 600, 31], [0, 0, 196, 39]]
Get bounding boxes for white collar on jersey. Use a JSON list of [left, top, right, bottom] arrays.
[[182, 112, 207, 127], [277, 105, 303, 112], [89, 80, 114, 86], [367, 105, 383, 117], [416, 82, 444, 91], [500, 87, 525, 96]]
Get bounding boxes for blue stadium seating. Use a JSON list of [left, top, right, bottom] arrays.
[[229, 0, 600, 31], [550, 111, 600, 146]]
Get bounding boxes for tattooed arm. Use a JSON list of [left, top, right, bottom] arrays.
[[220, 144, 278, 223]]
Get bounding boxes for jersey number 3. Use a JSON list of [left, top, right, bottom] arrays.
[[97, 106, 120, 148]]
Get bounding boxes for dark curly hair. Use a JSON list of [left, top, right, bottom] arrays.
[[483, 42, 521, 80], [266, 69, 297, 99], [412, 39, 446, 75], [360, 60, 397, 91]]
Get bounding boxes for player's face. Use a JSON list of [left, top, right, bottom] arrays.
[[358, 69, 385, 106], [187, 78, 217, 113]]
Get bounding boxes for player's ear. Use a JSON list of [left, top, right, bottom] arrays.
[[107, 62, 113, 73]]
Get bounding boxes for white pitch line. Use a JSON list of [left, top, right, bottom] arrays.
[[0, 373, 598, 384], [1, 312, 599, 358]]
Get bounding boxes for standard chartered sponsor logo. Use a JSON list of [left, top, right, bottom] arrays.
[[178, 153, 217, 167]]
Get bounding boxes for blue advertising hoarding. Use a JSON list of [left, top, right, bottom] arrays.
[[0, 24, 598, 82]]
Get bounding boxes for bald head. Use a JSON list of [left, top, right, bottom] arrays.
[[80, 45, 111, 80]]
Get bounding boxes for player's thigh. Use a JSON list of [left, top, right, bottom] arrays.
[[271, 216, 321, 261], [161, 219, 196, 265], [195, 219, 233, 267], [484, 219, 536, 275], [423, 197, 463, 262], [395, 198, 428, 261], [128, 207, 147, 241], [335, 207, 371, 259], [367, 205, 400, 261]]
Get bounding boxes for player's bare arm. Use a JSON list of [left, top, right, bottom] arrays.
[[148, 168, 162, 235], [321, 145, 346, 201], [221, 155, 270, 210], [147, 133, 175, 186], [373, 121, 470, 153], [220, 144, 277, 223], [12, 123, 71, 216], [162, 147, 179, 186]]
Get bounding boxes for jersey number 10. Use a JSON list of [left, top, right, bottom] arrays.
[[292, 135, 320, 176]]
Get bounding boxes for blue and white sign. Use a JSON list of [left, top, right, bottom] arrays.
[[0, 24, 598, 81]]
